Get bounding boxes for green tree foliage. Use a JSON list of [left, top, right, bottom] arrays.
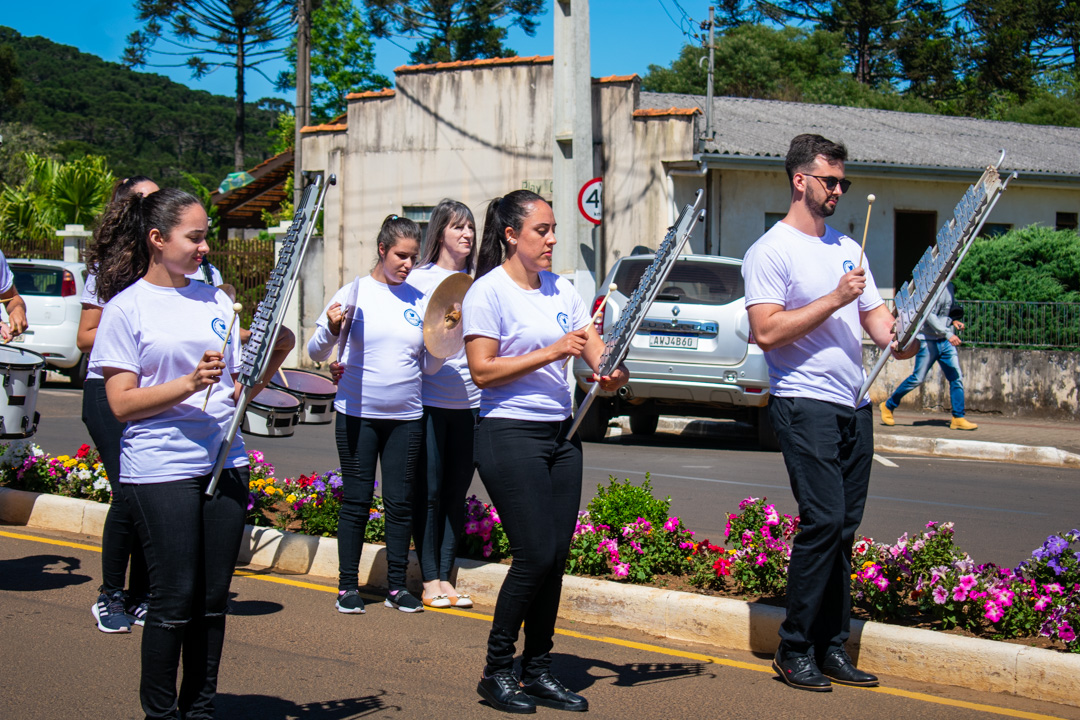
[[364, 0, 545, 64], [124, 0, 294, 170], [277, 0, 389, 122], [894, 3, 958, 101], [953, 226, 1080, 302], [0, 43, 24, 119], [1, 26, 278, 191], [0, 122, 58, 188], [960, 0, 1040, 105]]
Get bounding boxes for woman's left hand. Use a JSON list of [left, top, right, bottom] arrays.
[[592, 363, 629, 392]]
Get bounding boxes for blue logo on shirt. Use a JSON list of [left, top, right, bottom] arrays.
[[404, 308, 422, 327], [557, 312, 570, 333], [211, 317, 230, 343], [843, 260, 855, 273]]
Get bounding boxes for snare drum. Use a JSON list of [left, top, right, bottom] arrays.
[[242, 388, 302, 438], [269, 369, 337, 424], [0, 345, 45, 439]]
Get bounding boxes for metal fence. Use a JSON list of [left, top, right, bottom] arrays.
[[207, 233, 276, 326], [3, 238, 63, 260], [955, 300, 1080, 350]]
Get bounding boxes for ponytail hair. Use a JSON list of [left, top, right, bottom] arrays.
[[476, 190, 545, 279], [109, 175, 158, 204], [374, 214, 421, 266], [420, 199, 476, 273], [86, 188, 202, 302]]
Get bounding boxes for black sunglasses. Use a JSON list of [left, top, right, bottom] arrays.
[[805, 174, 852, 193]]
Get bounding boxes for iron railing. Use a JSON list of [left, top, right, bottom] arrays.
[[881, 299, 1080, 350], [207, 233, 275, 327]]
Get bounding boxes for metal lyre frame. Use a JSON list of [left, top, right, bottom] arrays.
[[857, 151, 1016, 401], [205, 173, 337, 495], [567, 190, 706, 439]]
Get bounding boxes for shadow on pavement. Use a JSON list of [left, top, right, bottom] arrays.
[[551, 651, 716, 690], [227, 591, 284, 617], [215, 691, 395, 719], [0, 554, 91, 591]]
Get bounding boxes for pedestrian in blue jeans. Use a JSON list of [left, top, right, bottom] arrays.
[[880, 282, 978, 431]]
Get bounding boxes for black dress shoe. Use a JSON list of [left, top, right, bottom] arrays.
[[477, 671, 537, 714], [772, 649, 832, 692], [522, 672, 589, 712], [821, 648, 879, 687]]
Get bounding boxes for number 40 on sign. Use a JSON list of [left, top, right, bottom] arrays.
[[577, 177, 603, 225]]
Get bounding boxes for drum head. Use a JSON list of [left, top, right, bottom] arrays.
[[250, 387, 302, 410], [271, 369, 337, 398], [0, 345, 46, 369]]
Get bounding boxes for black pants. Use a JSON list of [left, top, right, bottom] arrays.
[[335, 413, 423, 592], [82, 378, 149, 598], [769, 396, 873, 659], [123, 468, 248, 720], [475, 416, 582, 681], [414, 406, 478, 582]]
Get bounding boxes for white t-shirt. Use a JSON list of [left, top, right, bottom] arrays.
[[407, 263, 480, 410], [0, 249, 12, 293], [81, 273, 105, 381], [462, 266, 589, 421], [307, 275, 428, 420], [743, 221, 884, 408], [91, 279, 247, 483]]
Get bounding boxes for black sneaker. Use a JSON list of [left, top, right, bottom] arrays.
[[772, 648, 831, 692], [477, 671, 536, 714], [522, 672, 588, 712], [821, 647, 879, 687], [336, 589, 366, 614], [126, 596, 149, 627], [92, 591, 132, 634], [384, 589, 424, 613]]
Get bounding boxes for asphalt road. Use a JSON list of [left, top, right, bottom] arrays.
[[30, 383, 1080, 569], [2, 527, 1078, 720]]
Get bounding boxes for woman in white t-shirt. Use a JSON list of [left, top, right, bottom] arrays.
[[463, 190, 628, 714], [90, 188, 293, 720], [308, 215, 441, 615], [79, 175, 159, 634], [405, 199, 480, 609]]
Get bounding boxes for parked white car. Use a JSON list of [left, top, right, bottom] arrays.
[[6, 259, 88, 386], [572, 253, 778, 448]]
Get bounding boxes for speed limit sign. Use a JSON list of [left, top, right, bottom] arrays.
[[577, 177, 603, 225]]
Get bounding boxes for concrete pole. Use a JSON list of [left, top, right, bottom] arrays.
[[293, 0, 312, 210], [552, 0, 597, 299]]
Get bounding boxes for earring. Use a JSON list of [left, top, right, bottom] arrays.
[[508, 239, 517, 245]]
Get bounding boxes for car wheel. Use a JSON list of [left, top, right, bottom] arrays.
[[66, 353, 89, 389], [629, 411, 659, 436], [573, 386, 609, 443], [756, 404, 781, 451]]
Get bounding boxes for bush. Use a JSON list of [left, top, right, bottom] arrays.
[[585, 474, 671, 530], [953, 226, 1080, 303]]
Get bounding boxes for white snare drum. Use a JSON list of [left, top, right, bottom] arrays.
[[242, 388, 302, 438], [270, 369, 337, 424], [0, 345, 45, 439]]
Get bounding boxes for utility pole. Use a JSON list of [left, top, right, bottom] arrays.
[[699, 6, 715, 153], [293, 0, 312, 209]]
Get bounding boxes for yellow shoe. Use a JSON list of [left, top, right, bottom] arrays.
[[879, 402, 894, 426], [950, 417, 978, 431]]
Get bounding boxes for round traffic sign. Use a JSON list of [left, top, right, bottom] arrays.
[[577, 177, 603, 225]]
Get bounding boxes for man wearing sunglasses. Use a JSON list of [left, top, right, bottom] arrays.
[[742, 134, 919, 693]]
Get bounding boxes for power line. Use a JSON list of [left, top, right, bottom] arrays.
[[656, 0, 702, 43]]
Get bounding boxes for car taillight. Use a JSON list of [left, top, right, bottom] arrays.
[[591, 295, 606, 336], [61, 270, 77, 297]]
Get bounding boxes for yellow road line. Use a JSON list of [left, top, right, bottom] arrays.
[[4, 530, 1069, 720]]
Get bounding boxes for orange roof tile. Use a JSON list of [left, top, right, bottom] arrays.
[[396, 55, 553, 74], [300, 123, 348, 134], [633, 107, 701, 117], [345, 88, 396, 101], [595, 74, 640, 84]]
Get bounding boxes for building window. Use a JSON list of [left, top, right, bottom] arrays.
[[1056, 212, 1078, 231], [979, 223, 1012, 238], [402, 205, 436, 242], [764, 213, 785, 232]]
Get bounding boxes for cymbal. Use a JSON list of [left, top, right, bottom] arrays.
[[423, 273, 473, 358]]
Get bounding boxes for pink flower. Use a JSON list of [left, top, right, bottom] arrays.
[[952, 585, 969, 602], [482, 542, 494, 558], [933, 586, 948, 604], [465, 521, 479, 535], [678, 542, 694, 550], [1059, 622, 1076, 643], [984, 602, 1003, 623], [874, 576, 890, 592], [763, 504, 780, 526], [1034, 595, 1052, 611], [958, 574, 978, 592], [863, 564, 880, 580], [1045, 583, 1064, 595], [613, 563, 629, 578], [755, 553, 767, 566], [663, 517, 680, 532]]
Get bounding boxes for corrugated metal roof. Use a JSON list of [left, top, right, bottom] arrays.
[[639, 92, 1080, 176]]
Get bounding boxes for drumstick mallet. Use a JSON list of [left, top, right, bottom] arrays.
[[857, 194, 876, 269], [202, 303, 243, 411], [563, 283, 618, 371]]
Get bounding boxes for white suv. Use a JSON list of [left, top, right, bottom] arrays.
[[7, 259, 88, 386], [572, 254, 777, 448]]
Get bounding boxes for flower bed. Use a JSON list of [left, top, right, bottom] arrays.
[[3, 441, 1076, 652]]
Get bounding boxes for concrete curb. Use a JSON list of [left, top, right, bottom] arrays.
[[613, 417, 1080, 468], [3, 488, 1078, 707]]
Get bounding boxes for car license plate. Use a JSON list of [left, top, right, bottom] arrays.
[[649, 333, 698, 349], [10, 334, 25, 343]]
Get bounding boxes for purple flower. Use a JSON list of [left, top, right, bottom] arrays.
[[1045, 535, 1069, 556], [1048, 558, 1066, 576], [1058, 622, 1076, 643]]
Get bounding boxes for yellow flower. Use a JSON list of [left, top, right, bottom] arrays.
[[56, 455, 70, 462], [862, 560, 875, 569], [851, 574, 857, 580], [286, 494, 297, 503]]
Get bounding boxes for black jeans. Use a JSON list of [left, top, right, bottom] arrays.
[[414, 406, 478, 582], [123, 468, 248, 720], [474, 416, 582, 681], [769, 396, 873, 659], [335, 413, 423, 592], [82, 378, 149, 598]]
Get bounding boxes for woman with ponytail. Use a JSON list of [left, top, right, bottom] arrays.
[[91, 188, 293, 719], [463, 190, 629, 714], [308, 215, 443, 615]]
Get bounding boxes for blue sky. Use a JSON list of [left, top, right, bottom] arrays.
[[3, 1, 698, 101]]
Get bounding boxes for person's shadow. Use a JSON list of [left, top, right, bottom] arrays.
[[215, 691, 394, 718], [546, 652, 715, 691], [227, 590, 284, 617], [0, 554, 91, 591]]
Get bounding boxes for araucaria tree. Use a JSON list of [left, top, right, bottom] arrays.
[[124, 0, 294, 170], [364, 0, 545, 64]]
